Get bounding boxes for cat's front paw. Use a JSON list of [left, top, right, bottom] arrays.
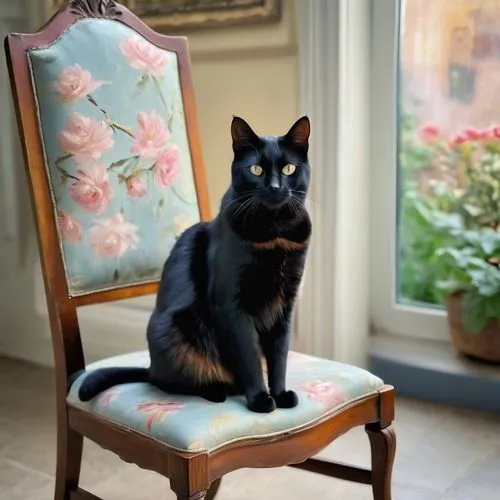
[[248, 391, 276, 413], [272, 390, 299, 408]]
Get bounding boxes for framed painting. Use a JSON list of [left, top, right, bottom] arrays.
[[50, 0, 283, 31]]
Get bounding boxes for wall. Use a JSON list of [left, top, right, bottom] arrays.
[[186, 2, 299, 212], [0, 1, 299, 366]]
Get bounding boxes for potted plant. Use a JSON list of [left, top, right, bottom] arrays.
[[400, 116, 500, 362]]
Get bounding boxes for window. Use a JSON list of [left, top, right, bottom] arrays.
[[372, 0, 500, 340], [371, 0, 440, 339]]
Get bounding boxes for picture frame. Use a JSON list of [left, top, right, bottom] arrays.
[[50, 0, 283, 31]]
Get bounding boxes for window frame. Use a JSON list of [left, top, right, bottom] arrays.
[[369, 0, 449, 342]]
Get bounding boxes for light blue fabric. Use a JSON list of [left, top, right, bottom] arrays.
[[29, 19, 200, 295], [68, 351, 384, 452]]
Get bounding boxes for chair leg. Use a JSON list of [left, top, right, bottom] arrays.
[[54, 426, 83, 500], [176, 494, 207, 500], [205, 478, 222, 500], [365, 423, 396, 500]]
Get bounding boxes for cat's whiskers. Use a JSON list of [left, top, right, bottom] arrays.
[[230, 196, 256, 223], [223, 193, 253, 215], [289, 194, 305, 215], [240, 196, 259, 225], [251, 198, 260, 217], [242, 197, 259, 226]]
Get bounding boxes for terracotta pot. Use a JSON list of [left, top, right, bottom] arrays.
[[445, 293, 500, 363]]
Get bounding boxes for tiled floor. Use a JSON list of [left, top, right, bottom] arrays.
[[1, 356, 499, 499]]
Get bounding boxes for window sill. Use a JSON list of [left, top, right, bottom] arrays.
[[369, 333, 500, 414]]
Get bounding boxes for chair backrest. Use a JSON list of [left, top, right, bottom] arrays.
[[5, 0, 210, 380]]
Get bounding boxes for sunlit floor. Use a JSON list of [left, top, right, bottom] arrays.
[[1, 356, 499, 500]]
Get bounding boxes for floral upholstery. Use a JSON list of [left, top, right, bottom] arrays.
[[68, 351, 384, 452], [28, 18, 200, 295]]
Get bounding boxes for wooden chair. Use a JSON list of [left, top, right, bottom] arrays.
[[4, 1, 396, 499]]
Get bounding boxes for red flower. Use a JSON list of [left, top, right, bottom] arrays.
[[492, 126, 500, 139], [449, 133, 468, 147], [479, 129, 493, 140], [464, 127, 481, 140], [418, 124, 439, 144]]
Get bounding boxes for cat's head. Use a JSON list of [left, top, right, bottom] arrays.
[[230, 116, 311, 209]]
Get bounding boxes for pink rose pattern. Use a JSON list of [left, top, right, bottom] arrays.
[[69, 164, 113, 214], [53, 64, 105, 104], [126, 176, 147, 198], [89, 214, 140, 258], [131, 111, 170, 159], [57, 210, 82, 244], [301, 380, 348, 408], [119, 36, 168, 76], [154, 146, 180, 188], [45, 34, 196, 290], [58, 112, 114, 164]]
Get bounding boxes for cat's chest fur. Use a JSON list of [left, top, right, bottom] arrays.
[[237, 248, 306, 331], [234, 213, 311, 331]]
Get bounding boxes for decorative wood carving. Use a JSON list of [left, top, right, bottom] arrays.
[[68, 0, 122, 19]]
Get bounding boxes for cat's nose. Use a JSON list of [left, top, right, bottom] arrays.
[[269, 182, 280, 192]]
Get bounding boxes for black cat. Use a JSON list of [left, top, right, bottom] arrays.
[[78, 116, 312, 413]]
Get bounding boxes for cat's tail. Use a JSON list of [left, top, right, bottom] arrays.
[[78, 367, 150, 401]]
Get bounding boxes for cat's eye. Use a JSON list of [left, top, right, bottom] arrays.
[[282, 164, 296, 176], [250, 164, 263, 176]]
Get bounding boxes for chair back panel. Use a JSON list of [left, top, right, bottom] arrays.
[[26, 15, 201, 296]]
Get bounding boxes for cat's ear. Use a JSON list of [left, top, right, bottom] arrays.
[[231, 116, 259, 152], [285, 116, 310, 152]]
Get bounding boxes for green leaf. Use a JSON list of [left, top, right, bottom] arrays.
[[133, 73, 150, 98], [123, 156, 140, 175], [435, 279, 462, 292], [481, 234, 500, 255], [468, 265, 500, 296], [109, 157, 133, 170], [462, 291, 489, 333], [461, 291, 500, 334], [463, 204, 483, 217], [151, 75, 169, 116], [485, 295, 500, 318], [435, 247, 478, 269]]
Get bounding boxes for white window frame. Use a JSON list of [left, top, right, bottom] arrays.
[[294, 0, 372, 366], [369, 0, 449, 342]]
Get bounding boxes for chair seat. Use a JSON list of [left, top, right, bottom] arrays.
[[68, 351, 384, 452]]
